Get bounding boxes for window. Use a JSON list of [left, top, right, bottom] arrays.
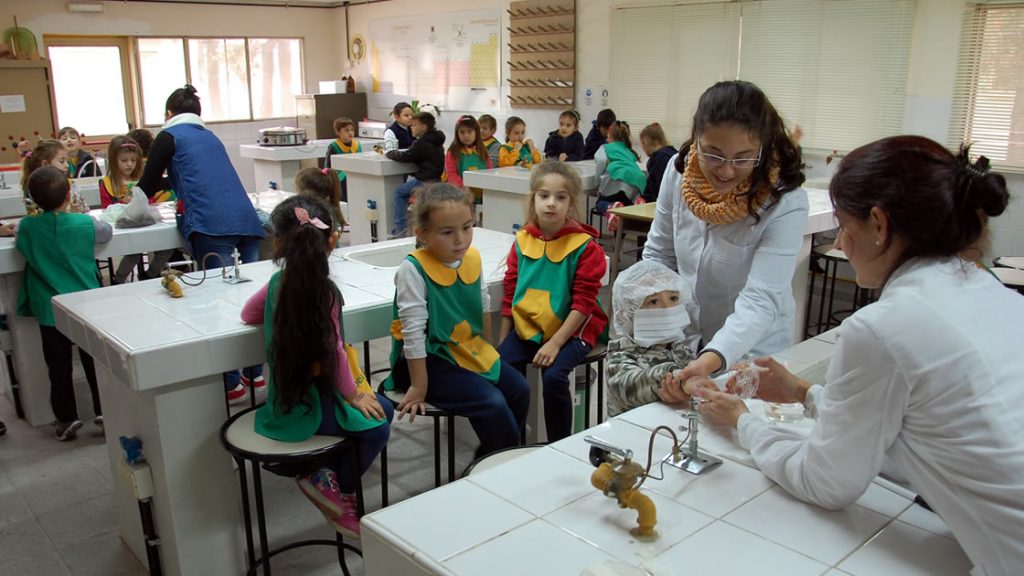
[[610, 0, 915, 153], [137, 38, 187, 126], [188, 38, 251, 122], [248, 38, 303, 119], [47, 38, 133, 137], [950, 3, 1024, 170], [136, 36, 304, 125]]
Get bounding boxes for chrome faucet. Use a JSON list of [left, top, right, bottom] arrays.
[[665, 397, 723, 475]]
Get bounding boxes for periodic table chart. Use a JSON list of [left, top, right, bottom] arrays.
[[369, 9, 501, 110]]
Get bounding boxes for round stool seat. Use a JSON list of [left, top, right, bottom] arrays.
[[812, 242, 848, 261], [223, 410, 347, 462], [378, 387, 447, 416], [992, 266, 1024, 289], [995, 256, 1024, 270], [584, 343, 608, 362], [464, 445, 545, 477]]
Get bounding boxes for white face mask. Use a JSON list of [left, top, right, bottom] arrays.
[[632, 304, 689, 347]]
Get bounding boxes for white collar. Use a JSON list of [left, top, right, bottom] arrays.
[[163, 113, 205, 130]]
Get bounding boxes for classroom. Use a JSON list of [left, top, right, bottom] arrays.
[[0, 0, 1022, 575]]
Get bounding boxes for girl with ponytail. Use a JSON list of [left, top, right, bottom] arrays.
[[241, 195, 391, 538]]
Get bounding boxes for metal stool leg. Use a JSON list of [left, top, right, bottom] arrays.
[[447, 415, 456, 483], [251, 463, 272, 576], [805, 255, 818, 339], [596, 358, 605, 424], [336, 533, 352, 576], [433, 416, 442, 487], [583, 363, 592, 429], [380, 445, 389, 507], [824, 259, 840, 331], [235, 456, 257, 570]]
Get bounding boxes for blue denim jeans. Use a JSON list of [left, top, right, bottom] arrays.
[[317, 390, 394, 493], [188, 232, 264, 391], [497, 333, 591, 442], [420, 354, 529, 459], [392, 177, 422, 233]]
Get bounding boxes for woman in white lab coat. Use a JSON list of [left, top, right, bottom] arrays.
[[701, 135, 1023, 576], [642, 81, 808, 396]]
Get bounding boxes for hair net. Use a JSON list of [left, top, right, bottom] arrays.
[[612, 260, 686, 340]]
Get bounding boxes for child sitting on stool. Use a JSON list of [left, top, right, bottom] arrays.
[[606, 260, 698, 417]]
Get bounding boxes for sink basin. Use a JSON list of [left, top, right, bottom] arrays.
[[343, 239, 416, 268]]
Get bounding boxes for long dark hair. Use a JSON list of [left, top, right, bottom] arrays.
[[678, 81, 805, 220], [166, 84, 201, 117], [448, 115, 488, 163], [831, 136, 1008, 267], [269, 196, 340, 414]]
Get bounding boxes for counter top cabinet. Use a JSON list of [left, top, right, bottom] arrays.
[[332, 152, 417, 244]]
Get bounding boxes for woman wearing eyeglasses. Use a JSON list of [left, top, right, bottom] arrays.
[[642, 81, 807, 401]]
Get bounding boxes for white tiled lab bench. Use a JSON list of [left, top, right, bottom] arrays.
[[0, 204, 185, 426], [50, 228, 516, 576], [332, 152, 417, 245], [361, 328, 974, 576], [463, 161, 600, 236]]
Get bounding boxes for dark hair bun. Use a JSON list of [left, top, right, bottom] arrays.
[[954, 147, 1008, 219]]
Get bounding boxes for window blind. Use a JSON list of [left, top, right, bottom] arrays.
[[610, 3, 740, 146], [949, 3, 1024, 170], [739, 0, 914, 152], [610, 0, 914, 153]]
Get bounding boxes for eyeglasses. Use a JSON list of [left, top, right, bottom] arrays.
[[696, 143, 762, 169]]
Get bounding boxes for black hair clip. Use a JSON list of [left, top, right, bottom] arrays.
[[965, 156, 990, 178]]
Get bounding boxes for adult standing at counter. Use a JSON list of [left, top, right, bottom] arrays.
[[643, 81, 807, 392], [138, 85, 265, 401], [701, 136, 1023, 576]]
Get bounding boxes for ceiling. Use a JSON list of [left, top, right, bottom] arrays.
[[117, 0, 388, 8]]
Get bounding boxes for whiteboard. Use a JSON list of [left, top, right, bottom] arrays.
[[369, 9, 502, 109]]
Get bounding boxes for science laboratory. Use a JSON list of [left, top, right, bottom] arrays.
[[0, 1, 1022, 575]]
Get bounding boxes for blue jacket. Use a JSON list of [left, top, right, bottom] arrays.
[[583, 124, 606, 160], [543, 130, 585, 161], [388, 121, 415, 149], [162, 123, 264, 241], [643, 145, 678, 202]]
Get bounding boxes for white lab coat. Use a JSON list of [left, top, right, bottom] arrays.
[[738, 257, 1024, 576], [641, 153, 808, 368]]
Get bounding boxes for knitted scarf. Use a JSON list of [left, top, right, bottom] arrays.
[[681, 144, 777, 225]]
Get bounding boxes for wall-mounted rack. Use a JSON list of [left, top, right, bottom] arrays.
[[507, 0, 575, 109]]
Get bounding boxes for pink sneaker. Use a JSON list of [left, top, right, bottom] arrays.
[[337, 493, 361, 538], [296, 468, 344, 518]]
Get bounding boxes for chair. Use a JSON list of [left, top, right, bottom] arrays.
[[370, 368, 457, 501], [804, 243, 875, 338], [463, 444, 545, 477], [220, 407, 363, 576]]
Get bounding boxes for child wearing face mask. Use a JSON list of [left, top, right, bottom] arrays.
[[606, 260, 696, 417]]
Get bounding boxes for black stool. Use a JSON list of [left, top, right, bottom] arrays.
[[580, 344, 608, 428], [220, 407, 363, 576], [463, 444, 545, 477], [370, 369, 457, 496], [805, 243, 875, 338]]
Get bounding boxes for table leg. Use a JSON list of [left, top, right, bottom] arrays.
[[1, 272, 54, 426], [98, 364, 245, 576], [610, 225, 625, 285]]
